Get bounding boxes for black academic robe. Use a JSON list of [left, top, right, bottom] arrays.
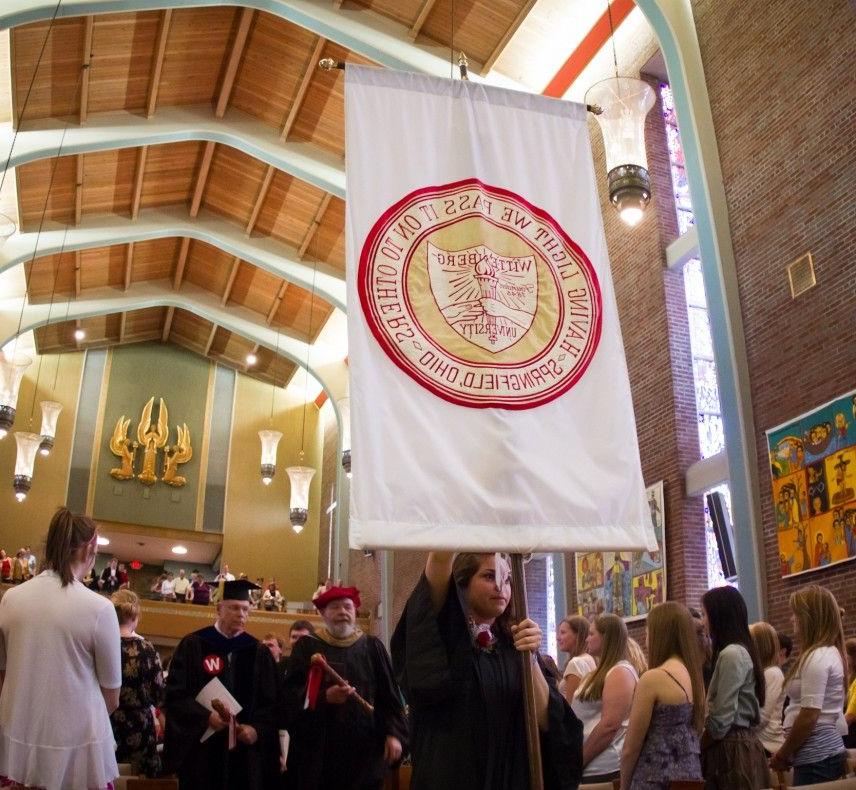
[[163, 626, 280, 790], [283, 631, 409, 790], [391, 574, 583, 790]]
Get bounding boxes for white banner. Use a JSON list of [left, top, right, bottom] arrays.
[[345, 66, 655, 553]]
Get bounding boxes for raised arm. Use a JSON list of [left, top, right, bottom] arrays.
[[425, 552, 455, 612]]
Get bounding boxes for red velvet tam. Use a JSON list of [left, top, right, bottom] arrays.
[[313, 585, 361, 610]]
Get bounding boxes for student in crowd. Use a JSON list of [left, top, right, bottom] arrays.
[[573, 613, 638, 785], [0, 508, 121, 789], [100, 557, 121, 593], [173, 568, 191, 602], [689, 606, 713, 687], [160, 571, 176, 601], [557, 614, 596, 704], [620, 602, 704, 790], [392, 552, 582, 789], [770, 585, 848, 785], [0, 550, 11, 583], [777, 630, 794, 672], [117, 562, 129, 589], [845, 637, 856, 749], [749, 621, 786, 756], [11, 549, 29, 584], [111, 589, 165, 777], [700, 585, 768, 789], [188, 571, 210, 605], [627, 637, 649, 677], [262, 580, 285, 611]]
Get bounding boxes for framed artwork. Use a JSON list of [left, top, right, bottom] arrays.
[[575, 481, 667, 622], [766, 389, 856, 578]]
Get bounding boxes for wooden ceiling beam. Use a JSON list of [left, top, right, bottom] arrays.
[[79, 16, 94, 124], [265, 280, 289, 325], [130, 146, 148, 220], [161, 305, 175, 341], [74, 154, 84, 225], [221, 256, 241, 305], [172, 237, 190, 290], [298, 193, 332, 258], [409, 0, 438, 40], [74, 319, 83, 347], [123, 242, 134, 292], [203, 324, 218, 356], [118, 311, 127, 342], [280, 35, 327, 142], [215, 8, 255, 119], [481, 0, 538, 74], [245, 164, 275, 236], [189, 142, 216, 217], [146, 9, 172, 117], [74, 251, 81, 298]]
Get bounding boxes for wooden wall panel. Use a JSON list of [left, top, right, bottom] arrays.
[[158, 7, 238, 107], [230, 14, 317, 127], [140, 141, 201, 209], [81, 148, 136, 217], [89, 12, 159, 113]]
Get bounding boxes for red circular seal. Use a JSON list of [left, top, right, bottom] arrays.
[[358, 178, 602, 409], [202, 654, 223, 676]]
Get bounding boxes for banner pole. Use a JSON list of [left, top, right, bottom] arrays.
[[511, 552, 545, 790]]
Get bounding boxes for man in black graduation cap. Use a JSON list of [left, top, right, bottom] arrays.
[[164, 578, 280, 789]]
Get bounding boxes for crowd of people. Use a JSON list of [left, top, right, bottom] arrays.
[[0, 509, 855, 790]]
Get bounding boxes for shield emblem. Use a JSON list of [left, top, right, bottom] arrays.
[[427, 242, 538, 353]]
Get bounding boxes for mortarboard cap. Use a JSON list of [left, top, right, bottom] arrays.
[[209, 578, 260, 602]]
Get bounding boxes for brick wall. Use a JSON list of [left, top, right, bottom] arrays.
[[691, 0, 856, 637]]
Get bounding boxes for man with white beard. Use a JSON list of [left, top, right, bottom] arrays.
[[282, 586, 408, 790]]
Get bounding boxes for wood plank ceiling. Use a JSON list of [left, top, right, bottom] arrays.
[[9, 1, 537, 387]]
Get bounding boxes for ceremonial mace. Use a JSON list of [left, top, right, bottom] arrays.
[[510, 553, 544, 790], [310, 653, 375, 716]]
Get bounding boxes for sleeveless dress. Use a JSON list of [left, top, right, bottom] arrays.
[[629, 669, 702, 790]]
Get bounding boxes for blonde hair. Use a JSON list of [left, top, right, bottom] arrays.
[[579, 613, 628, 701], [750, 621, 781, 670], [647, 602, 705, 732], [788, 585, 846, 692], [112, 589, 140, 626], [627, 636, 648, 676], [559, 615, 591, 659]]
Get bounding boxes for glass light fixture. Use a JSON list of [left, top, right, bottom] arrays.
[[585, 77, 656, 227], [38, 400, 63, 456], [337, 396, 352, 478], [0, 212, 15, 245], [74, 327, 86, 341], [13, 432, 42, 501], [0, 350, 33, 439], [286, 465, 315, 533], [171, 545, 188, 555], [258, 429, 283, 485], [246, 353, 257, 366], [97, 536, 110, 546]]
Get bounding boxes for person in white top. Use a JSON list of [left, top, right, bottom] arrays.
[[0, 507, 122, 790], [770, 585, 848, 786], [160, 572, 176, 601], [557, 614, 596, 704], [749, 621, 786, 754], [571, 613, 638, 783], [172, 569, 191, 601]]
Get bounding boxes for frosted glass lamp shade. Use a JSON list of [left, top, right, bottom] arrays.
[[14, 432, 42, 501], [0, 351, 33, 439], [336, 397, 352, 476], [585, 77, 656, 225], [258, 430, 283, 484], [286, 465, 315, 530], [38, 401, 63, 455]]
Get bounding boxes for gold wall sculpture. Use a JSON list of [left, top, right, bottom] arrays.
[[108, 396, 192, 487]]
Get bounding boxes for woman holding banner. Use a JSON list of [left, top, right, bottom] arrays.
[[391, 551, 583, 789]]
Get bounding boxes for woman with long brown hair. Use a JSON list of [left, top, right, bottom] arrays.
[[749, 621, 786, 756], [557, 614, 595, 704], [571, 613, 638, 784], [620, 601, 704, 790], [0, 507, 121, 790], [392, 551, 583, 789], [700, 585, 768, 789], [770, 585, 848, 785]]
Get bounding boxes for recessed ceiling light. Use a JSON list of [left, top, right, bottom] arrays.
[[97, 536, 110, 546], [171, 545, 188, 555], [74, 328, 86, 341], [246, 353, 258, 366]]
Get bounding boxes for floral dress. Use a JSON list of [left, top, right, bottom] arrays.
[[110, 636, 165, 777]]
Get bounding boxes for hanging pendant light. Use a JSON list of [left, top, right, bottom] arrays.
[[258, 429, 283, 485], [585, 77, 656, 227], [286, 462, 315, 533], [38, 400, 63, 456], [0, 351, 33, 439], [13, 432, 42, 501], [337, 397, 351, 478]]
